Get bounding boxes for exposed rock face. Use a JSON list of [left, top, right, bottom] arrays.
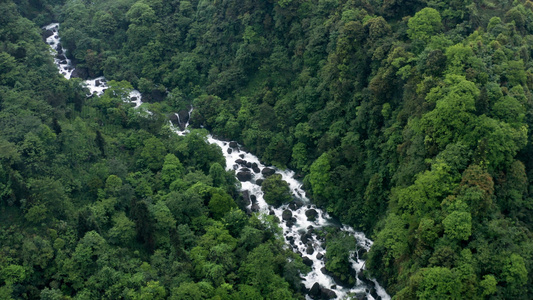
[[177, 109, 190, 130]]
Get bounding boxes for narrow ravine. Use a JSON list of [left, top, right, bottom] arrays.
[[44, 23, 390, 300]]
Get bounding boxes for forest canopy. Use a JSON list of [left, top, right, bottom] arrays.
[[2, 0, 533, 299]]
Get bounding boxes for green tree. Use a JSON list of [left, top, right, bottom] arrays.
[[407, 7, 443, 42], [261, 174, 292, 206]]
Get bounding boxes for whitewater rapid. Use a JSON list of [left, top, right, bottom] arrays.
[[44, 22, 390, 300]]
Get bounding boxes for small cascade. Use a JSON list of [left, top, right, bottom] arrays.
[[170, 106, 193, 136], [43, 23, 143, 101]]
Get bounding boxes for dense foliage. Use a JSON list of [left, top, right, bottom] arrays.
[[0, 2, 308, 299], [4, 0, 533, 298]]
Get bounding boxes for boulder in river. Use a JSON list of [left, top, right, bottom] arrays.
[[309, 283, 321, 298], [282, 209, 293, 221], [306, 209, 318, 221], [251, 202, 260, 212], [302, 256, 313, 267], [357, 247, 367, 259], [56, 53, 66, 60], [71, 67, 89, 80], [241, 190, 251, 206], [261, 167, 276, 177], [252, 163, 260, 173], [316, 253, 324, 260], [320, 287, 337, 299], [236, 171, 252, 182], [289, 199, 304, 210], [42, 29, 54, 39], [306, 245, 314, 255], [235, 159, 246, 165], [255, 179, 264, 186], [229, 141, 238, 148], [308, 283, 337, 300], [227, 148, 232, 154], [370, 287, 378, 299]]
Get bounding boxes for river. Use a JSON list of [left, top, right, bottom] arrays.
[[43, 22, 390, 300]]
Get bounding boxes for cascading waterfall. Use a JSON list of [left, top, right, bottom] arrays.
[[44, 22, 390, 300]]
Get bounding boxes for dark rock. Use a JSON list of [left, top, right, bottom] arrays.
[[316, 253, 324, 260], [236, 171, 252, 182], [287, 236, 295, 245], [232, 164, 239, 170], [354, 292, 367, 300], [252, 163, 260, 173], [357, 273, 373, 286], [289, 199, 304, 210], [282, 209, 292, 221], [370, 287, 378, 299], [262, 167, 276, 177], [95, 80, 101, 86], [306, 209, 318, 221], [245, 162, 252, 168], [255, 179, 264, 186], [229, 141, 238, 148], [59, 60, 67, 64], [71, 67, 89, 80], [357, 247, 367, 258], [56, 53, 66, 60], [235, 159, 246, 165], [320, 287, 337, 299], [302, 256, 313, 267], [239, 154, 245, 158], [250, 195, 257, 203], [241, 190, 251, 206], [169, 113, 179, 125], [251, 203, 260, 212], [301, 232, 313, 244], [177, 109, 190, 130], [42, 29, 54, 39], [309, 283, 321, 297], [306, 245, 314, 255], [227, 148, 232, 154], [269, 210, 275, 215]]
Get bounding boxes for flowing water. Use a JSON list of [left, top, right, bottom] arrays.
[[44, 23, 390, 300]]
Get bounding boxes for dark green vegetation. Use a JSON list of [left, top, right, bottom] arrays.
[[0, 2, 309, 299], [3, 0, 533, 298]]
